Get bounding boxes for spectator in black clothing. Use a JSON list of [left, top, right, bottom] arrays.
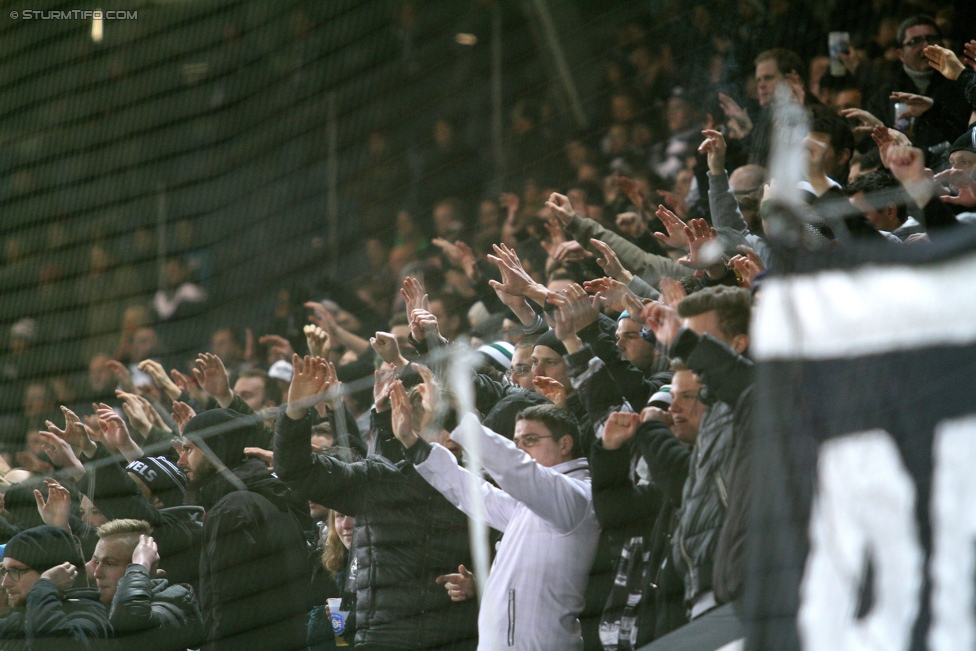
[[89, 518, 204, 651], [177, 407, 312, 651], [0, 525, 112, 648]]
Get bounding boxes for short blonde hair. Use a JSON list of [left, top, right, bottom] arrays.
[[96, 519, 153, 554]]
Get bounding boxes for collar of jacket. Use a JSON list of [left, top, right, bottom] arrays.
[[552, 457, 589, 479]]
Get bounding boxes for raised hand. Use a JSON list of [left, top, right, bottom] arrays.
[[659, 277, 687, 310], [544, 192, 576, 225], [602, 411, 641, 451], [551, 283, 599, 336], [934, 168, 976, 207], [414, 364, 439, 426], [717, 93, 753, 139], [96, 404, 143, 461], [657, 190, 688, 221], [170, 368, 207, 405], [117, 390, 153, 438], [35, 479, 72, 530], [964, 40, 976, 68], [487, 243, 547, 306], [549, 240, 592, 264], [303, 324, 331, 358], [615, 176, 646, 212], [105, 359, 137, 394], [409, 309, 443, 343], [924, 44, 965, 80], [138, 359, 181, 400], [131, 535, 161, 573], [698, 129, 728, 175], [653, 205, 691, 250], [35, 432, 84, 480], [532, 376, 567, 407], [887, 146, 932, 206], [192, 353, 232, 406], [677, 219, 724, 270], [890, 92, 934, 119], [640, 301, 681, 348], [436, 565, 476, 602], [400, 277, 429, 316], [171, 401, 197, 435], [46, 406, 95, 456], [728, 254, 761, 289], [839, 108, 884, 136], [590, 238, 632, 283], [582, 277, 632, 314], [373, 366, 398, 413], [259, 334, 296, 364], [137, 395, 171, 433], [389, 380, 418, 449], [40, 562, 78, 592], [286, 355, 331, 420], [370, 331, 408, 367]]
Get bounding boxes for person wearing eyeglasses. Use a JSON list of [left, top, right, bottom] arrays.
[[866, 15, 971, 160], [0, 525, 111, 648], [392, 395, 600, 651]]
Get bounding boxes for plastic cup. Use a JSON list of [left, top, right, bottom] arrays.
[[327, 598, 350, 647]]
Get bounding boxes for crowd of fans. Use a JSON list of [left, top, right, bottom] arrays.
[[1, 4, 976, 650]]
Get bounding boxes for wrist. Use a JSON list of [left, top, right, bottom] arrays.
[[215, 390, 234, 408], [562, 335, 583, 354]]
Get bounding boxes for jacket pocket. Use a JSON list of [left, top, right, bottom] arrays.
[[508, 588, 516, 647]]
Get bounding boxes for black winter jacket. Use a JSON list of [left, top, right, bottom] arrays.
[[0, 580, 112, 651], [196, 458, 312, 651], [274, 408, 478, 650], [109, 565, 204, 651]]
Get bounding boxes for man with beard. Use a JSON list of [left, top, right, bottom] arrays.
[[0, 525, 112, 649], [176, 408, 312, 650]]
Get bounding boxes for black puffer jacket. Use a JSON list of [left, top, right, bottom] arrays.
[[274, 408, 478, 650], [109, 564, 204, 651], [196, 458, 313, 651], [0, 580, 112, 651]]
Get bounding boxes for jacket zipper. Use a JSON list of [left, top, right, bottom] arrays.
[[508, 588, 516, 646]]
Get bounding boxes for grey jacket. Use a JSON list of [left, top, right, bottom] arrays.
[[562, 213, 693, 287]]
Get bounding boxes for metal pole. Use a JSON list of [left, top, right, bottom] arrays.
[[327, 92, 339, 279], [491, 2, 505, 193], [527, 0, 587, 128], [156, 182, 166, 291]]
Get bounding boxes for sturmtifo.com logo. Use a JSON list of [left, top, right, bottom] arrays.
[[9, 9, 137, 20]]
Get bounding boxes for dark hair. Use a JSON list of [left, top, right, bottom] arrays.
[[755, 48, 806, 85], [237, 368, 282, 406], [676, 286, 752, 341], [812, 113, 855, 160], [846, 169, 908, 225], [516, 404, 582, 458], [897, 15, 941, 48]]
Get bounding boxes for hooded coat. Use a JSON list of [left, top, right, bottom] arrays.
[[184, 409, 313, 651]]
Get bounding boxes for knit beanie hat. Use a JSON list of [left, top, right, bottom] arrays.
[[534, 329, 568, 358], [3, 525, 84, 573], [126, 456, 187, 508], [477, 342, 515, 373]]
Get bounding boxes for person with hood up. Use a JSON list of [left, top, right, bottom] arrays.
[[176, 408, 312, 651]]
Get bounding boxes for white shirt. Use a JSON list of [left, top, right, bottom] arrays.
[[414, 413, 601, 650]]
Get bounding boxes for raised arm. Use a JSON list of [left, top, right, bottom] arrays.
[[451, 413, 592, 534]]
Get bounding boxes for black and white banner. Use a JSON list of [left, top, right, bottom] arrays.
[[745, 228, 976, 651]]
